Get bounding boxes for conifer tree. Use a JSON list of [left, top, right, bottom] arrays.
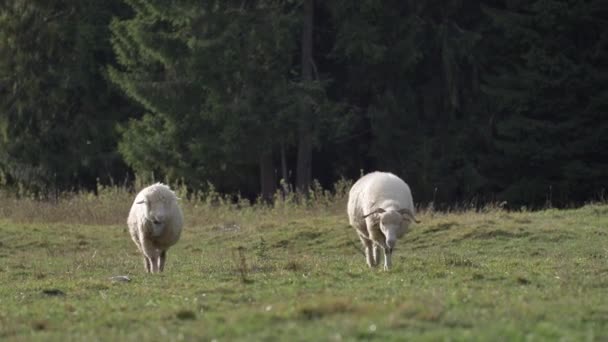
[[110, 0, 335, 198], [327, 0, 487, 203], [481, 0, 608, 205], [0, 0, 131, 195]]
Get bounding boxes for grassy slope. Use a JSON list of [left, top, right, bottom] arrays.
[[0, 203, 607, 341]]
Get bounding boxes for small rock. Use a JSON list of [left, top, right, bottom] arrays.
[[109, 275, 131, 283]]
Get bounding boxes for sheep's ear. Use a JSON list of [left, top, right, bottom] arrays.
[[135, 199, 146, 204], [363, 208, 385, 219], [362, 211, 375, 219], [398, 208, 421, 223]]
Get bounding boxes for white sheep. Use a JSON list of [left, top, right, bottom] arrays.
[[127, 183, 183, 273], [347, 171, 419, 271]]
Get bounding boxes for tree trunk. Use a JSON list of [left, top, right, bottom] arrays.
[[280, 141, 288, 184], [296, 0, 314, 194], [259, 150, 276, 203], [280, 140, 290, 197]]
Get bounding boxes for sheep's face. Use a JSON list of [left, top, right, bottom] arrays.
[[143, 201, 168, 235], [379, 210, 402, 252]]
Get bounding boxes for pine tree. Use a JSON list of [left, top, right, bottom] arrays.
[[0, 0, 132, 195], [481, 0, 608, 205], [327, 0, 487, 203], [110, 0, 302, 197], [110, 0, 338, 199]]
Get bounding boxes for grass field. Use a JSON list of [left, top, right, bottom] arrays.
[[0, 189, 607, 341]]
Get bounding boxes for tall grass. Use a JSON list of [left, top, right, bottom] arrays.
[[0, 178, 354, 227], [1, 176, 602, 228]]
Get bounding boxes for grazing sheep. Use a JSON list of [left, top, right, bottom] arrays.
[[127, 183, 183, 273], [347, 171, 419, 271]]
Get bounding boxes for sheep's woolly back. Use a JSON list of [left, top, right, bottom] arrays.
[[134, 182, 179, 206], [347, 171, 415, 227]]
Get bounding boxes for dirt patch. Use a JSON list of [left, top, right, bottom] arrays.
[[283, 260, 301, 271], [529, 248, 547, 256], [516, 276, 531, 285], [423, 222, 458, 234], [298, 300, 352, 320], [176, 310, 196, 320], [295, 231, 322, 240], [41, 289, 65, 297], [273, 240, 290, 248], [456, 229, 531, 241], [528, 232, 575, 242], [31, 320, 48, 331]]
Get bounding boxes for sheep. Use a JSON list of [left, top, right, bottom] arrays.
[[127, 183, 183, 273], [347, 171, 419, 271]]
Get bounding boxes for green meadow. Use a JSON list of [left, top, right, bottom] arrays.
[[1, 188, 607, 341]]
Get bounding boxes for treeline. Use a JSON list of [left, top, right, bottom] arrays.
[[1, 0, 607, 207]]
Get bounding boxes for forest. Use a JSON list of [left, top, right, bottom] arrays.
[[1, 0, 607, 207]]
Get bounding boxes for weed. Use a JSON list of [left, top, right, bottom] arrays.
[[232, 246, 252, 284], [283, 260, 300, 272], [255, 237, 268, 260], [442, 253, 475, 267]]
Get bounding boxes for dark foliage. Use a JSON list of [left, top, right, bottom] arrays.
[[1, 0, 606, 207]]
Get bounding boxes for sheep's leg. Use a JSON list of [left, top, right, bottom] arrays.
[[150, 256, 160, 273], [359, 235, 376, 268], [373, 245, 381, 266], [151, 255, 160, 273], [141, 239, 160, 273], [383, 248, 392, 271], [143, 257, 152, 273], [146, 254, 159, 273], [131, 234, 151, 272], [159, 250, 167, 272]]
